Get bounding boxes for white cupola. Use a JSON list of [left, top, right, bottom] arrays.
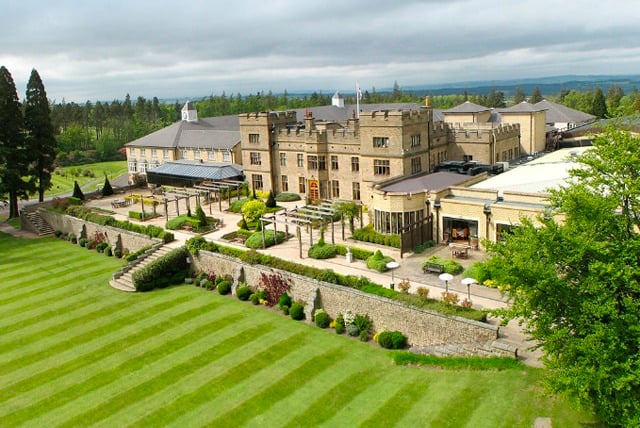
[[181, 101, 198, 122]]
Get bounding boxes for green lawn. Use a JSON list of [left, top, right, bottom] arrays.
[[47, 161, 127, 197], [0, 232, 596, 427]]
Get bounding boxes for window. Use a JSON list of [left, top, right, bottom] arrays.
[[250, 152, 261, 165], [208, 151, 216, 161], [223, 151, 231, 162], [280, 153, 287, 167], [181, 149, 188, 159], [252, 174, 263, 191], [373, 137, 389, 148], [352, 182, 360, 200], [149, 160, 159, 170], [163, 149, 170, 159], [318, 156, 326, 171], [411, 134, 421, 147], [194, 150, 201, 160], [151, 149, 157, 158], [331, 180, 340, 198], [298, 177, 306, 193], [139, 161, 147, 174], [129, 147, 135, 156], [331, 155, 338, 170], [281, 175, 289, 192], [351, 156, 359, 172], [374, 159, 390, 176], [128, 161, 137, 173], [411, 157, 422, 174], [308, 155, 318, 170], [297, 153, 304, 167], [140, 148, 146, 156], [249, 133, 260, 144]]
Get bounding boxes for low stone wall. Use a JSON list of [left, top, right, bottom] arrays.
[[38, 209, 160, 253], [192, 250, 513, 358]]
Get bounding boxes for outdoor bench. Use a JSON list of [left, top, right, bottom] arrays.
[[423, 262, 445, 274]]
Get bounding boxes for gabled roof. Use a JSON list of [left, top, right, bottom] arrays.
[[443, 101, 491, 114], [125, 119, 240, 150], [148, 160, 243, 181], [499, 101, 546, 114], [534, 99, 595, 124]]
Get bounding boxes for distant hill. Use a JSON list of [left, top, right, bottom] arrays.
[[382, 75, 640, 97]]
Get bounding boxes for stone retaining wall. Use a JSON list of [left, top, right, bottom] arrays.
[[38, 209, 160, 253], [192, 250, 513, 358]]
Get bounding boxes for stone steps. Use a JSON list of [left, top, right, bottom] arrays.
[[110, 244, 172, 292], [24, 210, 54, 236]]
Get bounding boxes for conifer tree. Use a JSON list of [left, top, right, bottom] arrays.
[[591, 86, 609, 118], [25, 68, 57, 202], [101, 174, 114, 196], [72, 180, 85, 200], [529, 86, 543, 104], [0, 66, 32, 218]]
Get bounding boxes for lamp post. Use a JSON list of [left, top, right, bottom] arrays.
[[386, 261, 400, 290], [433, 199, 441, 244], [483, 202, 492, 243], [461, 277, 477, 301], [438, 272, 453, 293]]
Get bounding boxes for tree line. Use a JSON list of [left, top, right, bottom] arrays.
[[0, 66, 56, 217]]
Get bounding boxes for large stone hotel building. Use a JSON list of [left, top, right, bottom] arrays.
[[125, 95, 594, 246]]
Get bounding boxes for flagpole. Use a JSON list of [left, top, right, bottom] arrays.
[[356, 81, 360, 119]]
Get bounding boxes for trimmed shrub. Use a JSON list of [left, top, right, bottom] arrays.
[[132, 247, 190, 292], [71, 181, 84, 200], [314, 309, 330, 328], [250, 293, 260, 305], [78, 238, 87, 248], [290, 302, 305, 320], [308, 241, 338, 259], [265, 190, 277, 208], [346, 324, 360, 337], [278, 293, 292, 309], [377, 331, 408, 349], [217, 280, 232, 295], [105, 247, 113, 257], [244, 230, 286, 249], [275, 192, 301, 202], [102, 175, 114, 197], [366, 250, 395, 272], [236, 285, 252, 301]]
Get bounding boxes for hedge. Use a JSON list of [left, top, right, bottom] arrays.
[[132, 246, 190, 292], [352, 224, 401, 248], [65, 206, 174, 243]]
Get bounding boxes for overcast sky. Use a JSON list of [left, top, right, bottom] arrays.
[[2, 0, 639, 103]]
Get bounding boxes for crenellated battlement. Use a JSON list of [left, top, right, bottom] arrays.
[[360, 108, 430, 126]]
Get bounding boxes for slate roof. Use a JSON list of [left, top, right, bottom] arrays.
[[379, 171, 472, 193], [442, 101, 491, 114], [499, 101, 546, 113], [125, 119, 240, 150], [533, 99, 596, 124], [148, 160, 243, 181]]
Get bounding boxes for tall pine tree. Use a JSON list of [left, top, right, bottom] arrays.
[[0, 66, 32, 218], [591, 86, 609, 119], [529, 86, 543, 104], [25, 69, 57, 202]]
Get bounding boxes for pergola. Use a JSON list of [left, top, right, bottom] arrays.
[[258, 202, 338, 258], [192, 180, 244, 214]]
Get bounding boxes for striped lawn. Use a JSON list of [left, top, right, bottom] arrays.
[[0, 232, 595, 427]]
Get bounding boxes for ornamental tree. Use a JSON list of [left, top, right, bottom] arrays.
[[485, 124, 640, 426]]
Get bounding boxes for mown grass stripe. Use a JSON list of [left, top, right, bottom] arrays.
[[0, 263, 118, 307], [121, 331, 309, 428], [2, 306, 245, 425], [421, 374, 495, 427], [0, 249, 111, 280], [206, 346, 347, 427], [61, 323, 286, 428], [0, 242, 117, 274], [283, 368, 383, 428], [0, 296, 195, 382], [0, 297, 139, 349], [0, 293, 98, 331], [358, 376, 433, 427], [0, 295, 214, 413]]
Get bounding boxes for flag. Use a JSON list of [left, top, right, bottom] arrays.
[[356, 82, 362, 101]]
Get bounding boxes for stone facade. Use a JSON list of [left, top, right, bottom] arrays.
[[191, 249, 515, 358]]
